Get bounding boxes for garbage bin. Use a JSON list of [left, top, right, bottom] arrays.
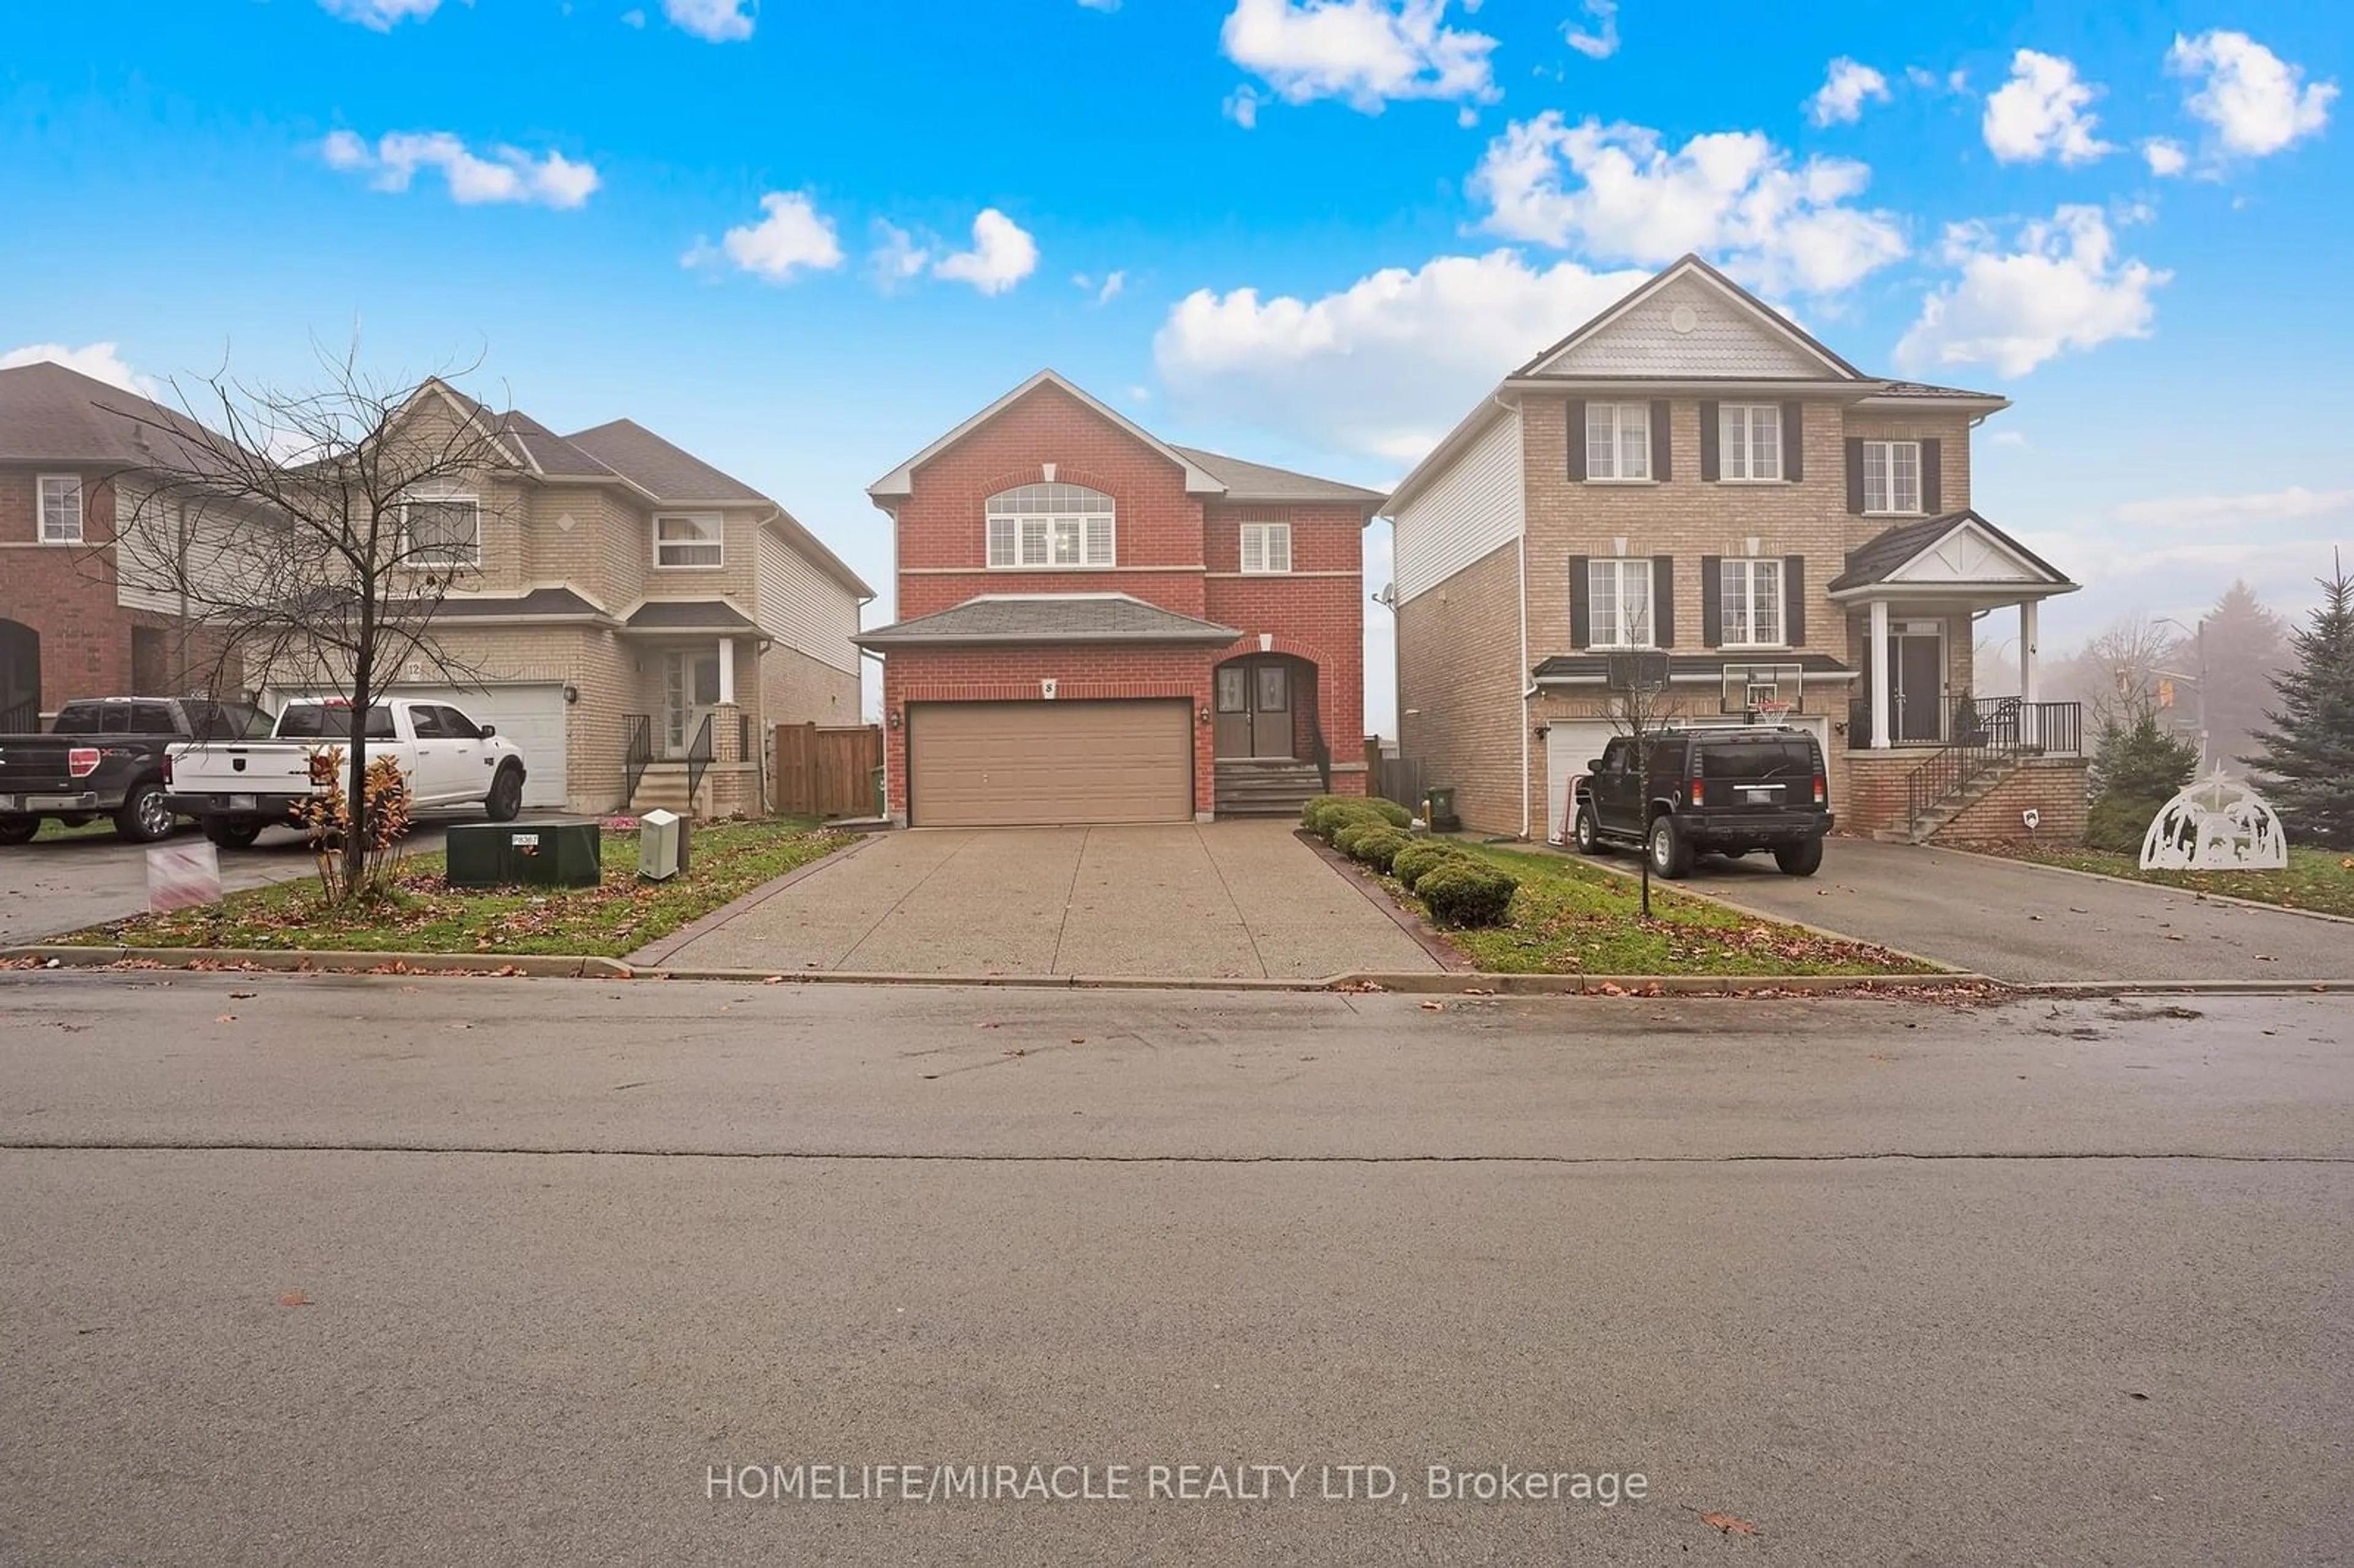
[[872, 765, 886, 819], [1422, 786, 1460, 833]]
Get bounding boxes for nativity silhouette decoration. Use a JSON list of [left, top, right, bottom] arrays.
[[2139, 769, 2288, 872]]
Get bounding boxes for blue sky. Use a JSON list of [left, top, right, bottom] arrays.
[[3, 0, 2347, 731]]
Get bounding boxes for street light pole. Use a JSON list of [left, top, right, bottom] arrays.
[[2154, 615, 2209, 774]]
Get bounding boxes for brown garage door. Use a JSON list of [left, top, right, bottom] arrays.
[[908, 700, 1193, 828]]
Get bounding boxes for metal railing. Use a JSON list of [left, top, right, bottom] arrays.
[[684, 712, 715, 807], [623, 714, 653, 803], [1896, 699, 2086, 829], [1847, 696, 2084, 757]]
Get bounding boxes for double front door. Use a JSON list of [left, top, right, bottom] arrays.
[[1214, 659, 1292, 759], [1865, 623, 1946, 744]]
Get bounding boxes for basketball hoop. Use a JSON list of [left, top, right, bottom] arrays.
[[1754, 699, 1794, 721]]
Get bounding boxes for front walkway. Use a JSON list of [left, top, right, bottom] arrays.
[[639, 820, 1442, 979]]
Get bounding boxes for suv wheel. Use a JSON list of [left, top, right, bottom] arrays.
[[206, 821, 265, 850], [1572, 805, 1602, 856], [1648, 815, 1693, 880], [1773, 837, 1825, 877], [0, 817, 37, 846], [115, 783, 176, 844]]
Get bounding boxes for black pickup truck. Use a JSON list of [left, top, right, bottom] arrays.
[[0, 697, 275, 845]]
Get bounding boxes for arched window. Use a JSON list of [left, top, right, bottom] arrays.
[[985, 482, 1115, 569]]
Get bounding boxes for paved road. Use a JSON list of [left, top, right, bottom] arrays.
[[637, 821, 1441, 978], [1619, 836, 2354, 984], [2, 973, 2347, 1566]]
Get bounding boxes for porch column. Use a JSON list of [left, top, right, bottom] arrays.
[[2017, 600, 2040, 747], [1868, 599, 1892, 748], [717, 637, 736, 706]]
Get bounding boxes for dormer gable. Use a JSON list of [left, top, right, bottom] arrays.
[[1517, 255, 1865, 382]]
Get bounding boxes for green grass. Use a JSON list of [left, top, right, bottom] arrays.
[[31, 816, 126, 842], [60, 819, 852, 958], [1392, 843, 1940, 976], [1977, 843, 2354, 920]]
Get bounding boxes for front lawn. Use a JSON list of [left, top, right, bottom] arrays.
[[32, 817, 127, 843], [60, 819, 852, 958], [1395, 844, 1940, 976], [1971, 843, 2354, 921]]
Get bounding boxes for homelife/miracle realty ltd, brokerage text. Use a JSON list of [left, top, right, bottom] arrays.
[[706, 1463, 1650, 1506]]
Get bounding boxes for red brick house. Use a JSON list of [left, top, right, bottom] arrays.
[[861, 371, 1382, 826]]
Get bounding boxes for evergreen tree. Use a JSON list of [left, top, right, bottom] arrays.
[[2195, 580, 2290, 774], [2086, 703, 2200, 851], [2245, 556, 2354, 848]]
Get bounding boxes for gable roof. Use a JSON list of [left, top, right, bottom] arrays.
[[0, 360, 237, 470], [867, 370, 1228, 500], [1514, 254, 1867, 382], [566, 417, 768, 504], [855, 592, 1240, 649], [1827, 510, 2076, 595], [622, 598, 763, 633], [1168, 445, 1387, 508]]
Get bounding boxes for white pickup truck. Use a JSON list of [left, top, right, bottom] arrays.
[[164, 697, 530, 848]]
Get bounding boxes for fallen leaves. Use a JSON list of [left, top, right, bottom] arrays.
[[278, 1292, 309, 1308], [1698, 1510, 1759, 1537], [228, 990, 257, 1000]]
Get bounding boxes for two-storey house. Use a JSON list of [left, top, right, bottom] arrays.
[[858, 371, 1384, 826], [1385, 256, 2087, 844]]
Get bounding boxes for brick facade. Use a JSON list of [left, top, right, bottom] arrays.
[[1930, 757, 2090, 845]]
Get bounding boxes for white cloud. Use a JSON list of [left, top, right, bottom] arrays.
[[933, 209, 1038, 295], [1154, 249, 1650, 459], [1807, 58, 1889, 126], [1074, 270, 1127, 305], [1468, 113, 1907, 296], [2142, 137, 2188, 177], [620, 7, 646, 25], [1562, 0, 1617, 62], [1983, 49, 2113, 165], [1987, 429, 2029, 449], [319, 131, 600, 208], [2167, 30, 2336, 159], [0, 341, 155, 396], [2111, 486, 2354, 530], [1895, 205, 2168, 378], [1225, 88, 1264, 127], [318, 0, 441, 29], [687, 191, 845, 283], [1219, 0, 1499, 114], [1905, 65, 1969, 94], [870, 221, 931, 288], [1078, 0, 1121, 8], [663, 0, 753, 42]]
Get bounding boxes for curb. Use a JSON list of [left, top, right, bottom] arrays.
[[2, 945, 631, 978], [1929, 842, 2354, 928], [623, 831, 879, 968]]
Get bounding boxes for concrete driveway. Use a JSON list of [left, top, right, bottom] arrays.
[[637, 820, 1442, 979], [1651, 836, 2353, 984]]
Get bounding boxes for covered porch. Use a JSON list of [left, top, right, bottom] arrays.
[[619, 601, 766, 816], [1211, 643, 1341, 817]]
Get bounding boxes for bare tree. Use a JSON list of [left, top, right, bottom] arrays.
[[2043, 611, 2186, 733], [99, 347, 517, 899], [1597, 655, 1677, 919]]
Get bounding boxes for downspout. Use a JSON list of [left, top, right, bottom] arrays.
[[1501, 390, 1533, 842]]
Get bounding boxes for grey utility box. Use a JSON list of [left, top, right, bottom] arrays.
[[638, 809, 690, 881]]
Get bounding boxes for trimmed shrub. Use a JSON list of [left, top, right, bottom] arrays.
[[1347, 826, 1413, 872], [2087, 794, 2164, 854], [1298, 794, 1354, 828], [1361, 797, 1414, 830], [1303, 794, 1412, 833], [1331, 821, 1384, 858], [1390, 840, 1468, 892], [1311, 801, 1388, 842], [1414, 859, 1520, 928]]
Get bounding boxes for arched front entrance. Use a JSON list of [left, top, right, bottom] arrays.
[[1213, 652, 1317, 761], [0, 619, 40, 731]]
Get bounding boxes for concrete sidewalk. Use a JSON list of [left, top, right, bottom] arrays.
[[636, 820, 1442, 979]]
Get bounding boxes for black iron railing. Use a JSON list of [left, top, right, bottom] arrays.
[[685, 712, 715, 807], [623, 714, 653, 803], [1848, 696, 2083, 757], [1897, 699, 2086, 828]]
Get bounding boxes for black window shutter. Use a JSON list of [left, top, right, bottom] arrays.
[[1845, 438, 1865, 514], [1566, 400, 1587, 482], [1700, 555, 1723, 647], [1652, 555, 1675, 647], [1649, 400, 1672, 481], [1699, 401, 1721, 482], [1921, 440, 1943, 514], [1782, 402, 1804, 482], [1568, 555, 1591, 648], [1783, 555, 1806, 646]]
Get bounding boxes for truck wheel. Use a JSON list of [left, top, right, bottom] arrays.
[[0, 817, 37, 846], [1572, 805, 1603, 856], [206, 821, 265, 850], [1648, 815, 1693, 880], [1773, 837, 1825, 877], [484, 765, 524, 822], [114, 783, 177, 844]]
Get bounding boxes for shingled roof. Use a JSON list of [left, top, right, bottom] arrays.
[[856, 593, 1240, 649], [1168, 445, 1387, 507], [1827, 510, 2072, 594], [0, 360, 234, 470]]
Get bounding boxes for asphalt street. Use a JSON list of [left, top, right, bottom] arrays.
[[2, 973, 2348, 1566]]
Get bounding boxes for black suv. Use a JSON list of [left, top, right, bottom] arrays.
[[1569, 725, 1832, 878]]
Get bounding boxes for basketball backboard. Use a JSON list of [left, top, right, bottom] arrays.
[[1721, 661, 1805, 715]]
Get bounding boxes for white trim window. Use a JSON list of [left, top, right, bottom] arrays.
[[1862, 440, 1922, 515], [1720, 557, 1785, 647], [1588, 557, 1655, 649], [985, 482, 1116, 569], [1584, 402, 1651, 481], [1720, 404, 1783, 482], [653, 512, 725, 569], [400, 493, 480, 568], [1239, 522, 1292, 574], [37, 475, 84, 544]]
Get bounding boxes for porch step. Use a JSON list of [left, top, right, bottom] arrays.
[[1214, 759, 1324, 818], [1878, 757, 2022, 843], [628, 761, 709, 817]]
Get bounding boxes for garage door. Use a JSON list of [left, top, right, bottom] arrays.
[[270, 684, 570, 809], [909, 700, 1192, 828], [1544, 715, 1830, 843]]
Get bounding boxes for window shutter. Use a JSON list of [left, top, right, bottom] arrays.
[[1568, 555, 1591, 648], [1921, 440, 1943, 514], [1699, 401, 1721, 482], [1700, 555, 1723, 647], [1845, 438, 1865, 515], [1566, 400, 1587, 482], [1781, 402, 1804, 482], [1652, 555, 1675, 647], [1783, 555, 1805, 646], [1649, 400, 1672, 482]]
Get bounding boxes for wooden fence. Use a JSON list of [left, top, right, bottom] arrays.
[[772, 723, 884, 818]]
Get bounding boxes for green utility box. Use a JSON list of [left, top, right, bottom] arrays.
[[445, 821, 603, 889]]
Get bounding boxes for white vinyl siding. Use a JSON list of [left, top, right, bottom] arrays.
[[1720, 404, 1781, 482], [1588, 558, 1653, 648], [1720, 558, 1784, 647], [755, 530, 861, 675], [1240, 523, 1291, 574], [38, 475, 83, 543], [1585, 403, 1650, 481], [1390, 405, 1523, 605], [653, 512, 725, 569], [1864, 441, 1922, 515], [1530, 274, 1834, 378], [985, 482, 1115, 569]]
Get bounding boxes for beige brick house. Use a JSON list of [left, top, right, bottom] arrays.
[[1385, 255, 2087, 844], [258, 382, 872, 817]]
